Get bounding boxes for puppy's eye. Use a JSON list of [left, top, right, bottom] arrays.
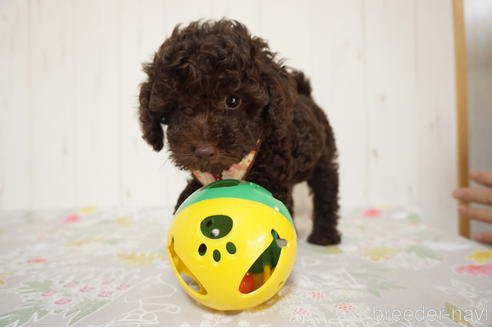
[[224, 95, 241, 109]]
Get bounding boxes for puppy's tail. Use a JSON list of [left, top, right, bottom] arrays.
[[290, 70, 312, 97]]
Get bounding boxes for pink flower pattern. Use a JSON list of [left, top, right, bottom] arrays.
[[293, 307, 309, 315], [335, 303, 354, 312], [454, 264, 492, 277], [98, 291, 112, 297], [64, 214, 80, 223], [41, 290, 56, 297], [363, 208, 382, 218], [63, 281, 78, 288], [54, 298, 72, 305], [79, 286, 94, 293], [27, 258, 47, 263]]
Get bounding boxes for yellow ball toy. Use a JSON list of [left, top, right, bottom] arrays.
[[167, 179, 297, 311]]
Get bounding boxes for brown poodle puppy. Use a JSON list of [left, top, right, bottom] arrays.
[[138, 19, 341, 245]]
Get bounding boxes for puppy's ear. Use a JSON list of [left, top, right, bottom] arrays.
[[251, 37, 296, 138], [138, 62, 164, 151], [264, 68, 296, 138]]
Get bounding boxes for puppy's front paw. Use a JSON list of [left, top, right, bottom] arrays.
[[307, 230, 341, 245]]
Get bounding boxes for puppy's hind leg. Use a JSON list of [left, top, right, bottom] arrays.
[[307, 154, 341, 245]]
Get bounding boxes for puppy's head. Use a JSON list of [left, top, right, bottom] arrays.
[[138, 19, 296, 175]]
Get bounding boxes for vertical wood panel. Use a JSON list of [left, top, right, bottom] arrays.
[[119, 0, 190, 207], [453, 0, 470, 238], [120, 0, 167, 207], [222, 0, 261, 35], [260, 0, 313, 214], [415, 0, 458, 233], [164, 0, 213, 26], [363, 0, 418, 206], [72, 0, 120, 206], [310, 0, 367, 209], [30, 0, 76, 208], [119, 0, 149, 206], [0, 0, 32, 209], [210, 0, 231, 19], [260, 0, 312, 73]]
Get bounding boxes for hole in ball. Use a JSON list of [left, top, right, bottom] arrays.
[[198, 243, 207, 256], [213, 250, 221, 262], [209, 180, 240, 188], [226, 242, 236, 254]]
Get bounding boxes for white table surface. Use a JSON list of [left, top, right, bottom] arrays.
[[0, 206, 491, 326]]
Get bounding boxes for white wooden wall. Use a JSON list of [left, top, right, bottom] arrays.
[[0, 0, 458, 233]]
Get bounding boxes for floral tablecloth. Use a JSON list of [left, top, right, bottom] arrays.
[[0, 206, 491, 326]]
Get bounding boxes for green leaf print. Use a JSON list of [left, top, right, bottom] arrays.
[[0, 280, 54, 326], [405, 245, 441, 261], [66, 298, 109, 326], [352, 264, 404, 297], [365, 278, 402, 297], [0, 301, 49, 326], [406, 213, 421, 224], [324, 246, 343, 254], [19, 280, 54, 294], [445, 303, 472, 327]]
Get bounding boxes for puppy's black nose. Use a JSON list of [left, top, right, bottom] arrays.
[[194, 144, 216, 159]]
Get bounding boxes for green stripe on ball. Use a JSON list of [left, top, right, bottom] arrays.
[[175, 179, 293, 225]]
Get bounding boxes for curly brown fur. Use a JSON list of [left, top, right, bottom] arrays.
[[138, 19, 341, 245]]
